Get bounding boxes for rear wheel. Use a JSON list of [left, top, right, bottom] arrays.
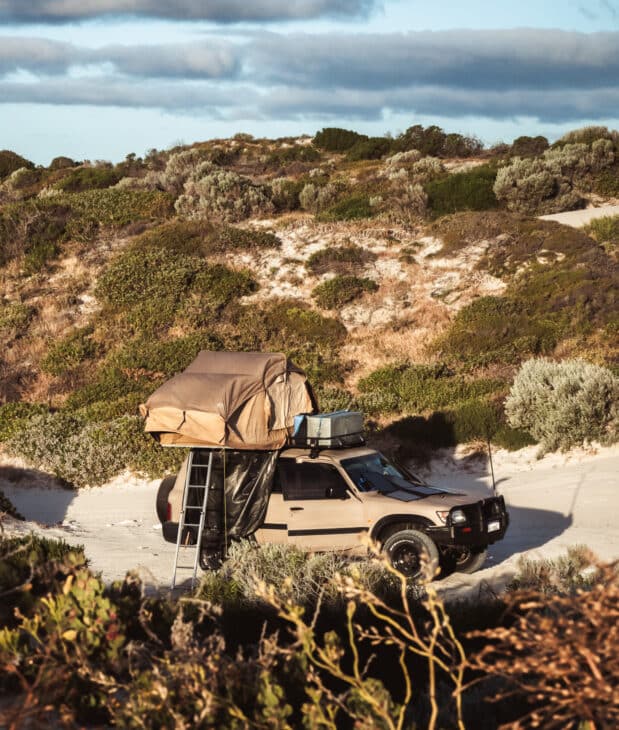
[[383, 529, 439, 581], [156, 475, 176, 524]]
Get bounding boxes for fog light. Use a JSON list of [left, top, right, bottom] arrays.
[[451, 509, 467, 525]]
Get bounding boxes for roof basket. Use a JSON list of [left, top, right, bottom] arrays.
[[291, 411, 365, 449]]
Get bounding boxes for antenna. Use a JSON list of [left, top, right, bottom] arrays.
[[487, 436, 497, 496]]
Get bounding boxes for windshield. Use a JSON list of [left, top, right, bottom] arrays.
[[341, 452, 447, 498]]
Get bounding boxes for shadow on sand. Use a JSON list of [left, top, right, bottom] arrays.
[[0, 465, 76, 525]]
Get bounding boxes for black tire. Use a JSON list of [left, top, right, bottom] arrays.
[[383, 529, 439, 581], [451, 546, 488, 574], [156, 475, 176, 524]]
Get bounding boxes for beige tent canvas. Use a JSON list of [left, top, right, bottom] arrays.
[[140, 351, 317, 449]]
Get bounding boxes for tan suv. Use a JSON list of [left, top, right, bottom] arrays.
[[157, 446, 509, 579]]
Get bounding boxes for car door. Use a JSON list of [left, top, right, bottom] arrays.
[[281, 458, 368, 551]]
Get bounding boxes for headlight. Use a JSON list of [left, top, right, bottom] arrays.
[[450, 509, 467, 525]]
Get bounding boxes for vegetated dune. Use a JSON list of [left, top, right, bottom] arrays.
[[0, 124, 618, 590]]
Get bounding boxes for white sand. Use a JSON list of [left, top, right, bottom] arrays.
[[539, 204, 619, 227], [2, 445, 619, 596]]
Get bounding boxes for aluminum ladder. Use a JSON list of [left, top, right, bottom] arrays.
[[171, 450, 213, 590]]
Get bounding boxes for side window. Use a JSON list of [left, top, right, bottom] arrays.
[[282, 461, 349, 501]]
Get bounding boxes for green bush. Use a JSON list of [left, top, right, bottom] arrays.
[[61, 189, 173, 240], [306, 244, 376, 275], [40, 326, 98, 376], [0, 301, 33, 336], [437, 296, 562, 367], [271, 178, 304, 211], [109, 332, 221, 378], [0, 402, 49, 442], [312, 275, 377, 309], [345, 137, 392, 161], [313, 127, 368, 152], [510, 135, 549, 157], [0, 150, 34, 180], [318, 194, 374, 221], [175, 167, 274, 222], [358, 363, 503, 416], [594, 164, 619, 196], [49, 156, 78, 171], [585, 214, 619, 252], [394, 125, 482, 158], [231, 300, 347, 385], [378, 398, 534, 456], [0, 200, 69, 268], [554, 125, 619, 147], [55, 167, 122, 193], [265, 144, 321, 167], [6, 412, 184, 487], [425, 164, 498, 217], [505, 358, 619, 452]]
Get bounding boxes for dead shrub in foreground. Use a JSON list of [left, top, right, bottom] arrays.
[[468, 558, 619, 729]]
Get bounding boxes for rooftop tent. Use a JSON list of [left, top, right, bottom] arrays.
[[140, 351, 317, 449]]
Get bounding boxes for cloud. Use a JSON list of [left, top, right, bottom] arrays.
[[0, 29, 618, 125], [248, 30, 619, 91], [0, 0, 377, 23], [0, 37, 240, 79]]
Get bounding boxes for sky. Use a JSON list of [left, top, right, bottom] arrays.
[[1, 1, 618, 165]]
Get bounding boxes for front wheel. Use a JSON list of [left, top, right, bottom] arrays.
[[383, 529, 439, 581]]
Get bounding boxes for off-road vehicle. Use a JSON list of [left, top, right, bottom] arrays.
[[157, 445, 509, 579]]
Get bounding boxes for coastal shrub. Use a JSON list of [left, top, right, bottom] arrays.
[[555, 125, 619, 147], [175, 167, 274, 222], [358, 363, 503, 416], [345, 137, 392, 161], [109, 333, 221, 378], [0, 166, 41, 200], [318, 193, 374, 221], [49, 156, 77, 170], [0, 200, 69, 268], [0, 301, 33, 337], [266, 144, 321, 167], [270, 178, 304, 211], [40, 326, 98, 376], [298, 182, 339, 213], [437, 296, 562, 367], [6, 412, 184, 487], [62, 189, 173, 240], [409, 156, 445, 182], [313, 127, 367, 152], [232, 300, 347, 384], [425, 164, 498, 217], [0, 150, 34, 180], [388, 182, 428, 221], [505, 358, 619, 452], [55, 166, 122, 193], [312, 275, 377, 309], [306, 244, 376, 275], [593, 164, 619, 196], [0, 402, 49, 442], [394, 124, 482, 158], [585, 214, 619, 252], [510, 135, 549, 157]]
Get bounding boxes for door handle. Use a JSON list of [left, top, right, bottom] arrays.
[[290, 507, 304, 511]]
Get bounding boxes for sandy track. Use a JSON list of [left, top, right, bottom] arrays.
[[2, 445, 619, 595], [539, 204, 619, 227]]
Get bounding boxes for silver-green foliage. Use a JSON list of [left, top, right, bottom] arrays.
[[6, 412, 182, 487], [199, 540, 401, 606], [505, 358, 619, 452], [176, 163, 274, 222], [494, 140, 615, 214]]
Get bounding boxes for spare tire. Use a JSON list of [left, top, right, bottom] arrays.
[[156, 475, 176, 524]]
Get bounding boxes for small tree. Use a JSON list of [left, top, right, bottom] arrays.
[[505, 358, 619, 452]]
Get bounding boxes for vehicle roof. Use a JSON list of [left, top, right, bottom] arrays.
[[280, 446, 378, 462]]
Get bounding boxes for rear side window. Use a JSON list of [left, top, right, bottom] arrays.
[[280, 461, 349, 500]]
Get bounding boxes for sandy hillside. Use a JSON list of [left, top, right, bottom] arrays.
[[2, 444, 618, 595]]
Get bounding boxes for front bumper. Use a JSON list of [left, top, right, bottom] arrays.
[[427, 496, 509, 547]]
